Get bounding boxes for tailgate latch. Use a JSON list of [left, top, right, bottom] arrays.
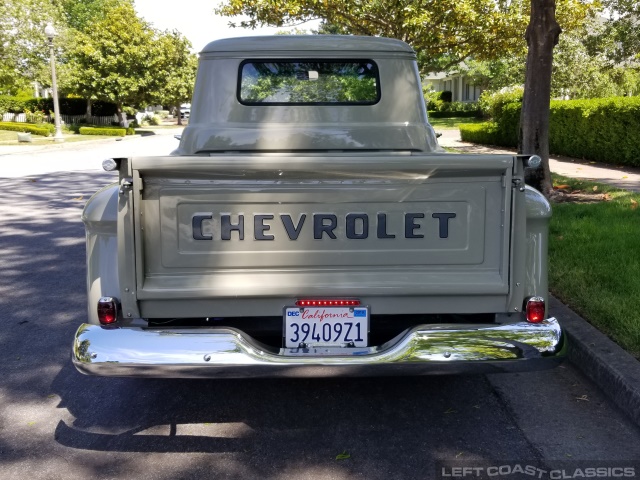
[[119, 177, 133, 195], [512, 178, 525, 192]]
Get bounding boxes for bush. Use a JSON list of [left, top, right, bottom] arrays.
[[90, 101, 118, 116], [25, 97, 83, 116], [425, 90, 481, 116], [428, 109, 482, 118], [126, 127, 135, 135], [0, 96, 28, 114], [43, 122, 55, 135], [478, 86, 524, 124], [79, 126, 126, 137], [64, 124, 82, 134], [440, 91, 452, 103], [425, 90, 462, 111], [148, 115, 161, 126], [0, 121, 51, 136]]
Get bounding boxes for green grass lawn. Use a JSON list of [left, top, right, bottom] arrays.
[[0, 130, 53, 145], [428, 117, 485, 129], [549, 174, 640, 357], [0, 129, 118, 146]]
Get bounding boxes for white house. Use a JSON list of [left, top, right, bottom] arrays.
[[424, 71, 483, 102]]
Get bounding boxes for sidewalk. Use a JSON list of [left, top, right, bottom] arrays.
[[437, 129, 640, 192]]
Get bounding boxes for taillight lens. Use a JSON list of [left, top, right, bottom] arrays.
[[98, 297, 118, 325], [526, 297, 546, 323], [295, 299, 361, 307]]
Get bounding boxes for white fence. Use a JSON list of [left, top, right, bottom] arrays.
[[2, 112, 118, 126], [60, 114, 118, 126], [2, 113, 27, 123]]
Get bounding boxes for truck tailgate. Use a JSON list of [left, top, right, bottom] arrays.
[[118, 154, 521, 317]]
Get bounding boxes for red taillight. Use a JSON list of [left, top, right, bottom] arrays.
[[526, 297, 546, 323], [98, 297, 118, 325], [295, 299, 361, 307]]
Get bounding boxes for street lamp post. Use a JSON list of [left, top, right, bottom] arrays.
[[44, 23, 64, 143]]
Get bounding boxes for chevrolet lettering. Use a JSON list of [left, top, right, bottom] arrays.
[[191, 212, 457, 241], [74, 35, 565, 379]]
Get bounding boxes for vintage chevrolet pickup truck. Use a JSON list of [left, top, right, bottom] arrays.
[[73, 35, 565, 377]]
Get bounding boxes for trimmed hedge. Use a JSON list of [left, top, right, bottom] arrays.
[[460, 97, 640, 167], [0, 122, 51, 136], [459, 123, 500, 144], [79, 126, 126, 137], [0, 95, 119, 116], [429, 110, 482, 118], [548, 97, 640, 166]]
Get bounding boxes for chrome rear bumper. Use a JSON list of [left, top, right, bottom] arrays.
[[72, 318, 565, 378]]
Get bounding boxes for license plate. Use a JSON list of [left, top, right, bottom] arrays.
[[284, 306, 369, 348]]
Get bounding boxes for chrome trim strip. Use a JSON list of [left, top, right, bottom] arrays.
[[72, 318, 565, 378]]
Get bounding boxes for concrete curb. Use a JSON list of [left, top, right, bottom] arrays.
[[550, 296, 640, 426]]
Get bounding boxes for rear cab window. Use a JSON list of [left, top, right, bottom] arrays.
[[238, 60, 380, 105]]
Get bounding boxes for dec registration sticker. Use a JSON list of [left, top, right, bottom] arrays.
[[284, 306, 369, 348]]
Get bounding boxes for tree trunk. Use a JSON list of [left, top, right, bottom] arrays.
[[116, 104, 125, 126], [85, 99, 92, 123], [519, 0, 561, 196], [176, 103, 182, 126]]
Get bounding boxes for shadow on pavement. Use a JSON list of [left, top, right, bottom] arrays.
[[134, 130, 157, 137]]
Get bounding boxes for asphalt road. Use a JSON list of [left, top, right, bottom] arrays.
[[1, 135, 639, 479]]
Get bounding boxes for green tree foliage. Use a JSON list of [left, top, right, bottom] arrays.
[[153, 30, 198, 125], [458, 57, 526, 91], [0, 0, 64, 94], [462, 14, 640, 99], [216, 0, 595, 73], [2, 0, 197, 122], [596, 0, 640, 64], [59, 0, 132, 31], [65, 1, 164, 121]]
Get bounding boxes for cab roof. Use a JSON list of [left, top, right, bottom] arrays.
[[201, 35, 415, 55]]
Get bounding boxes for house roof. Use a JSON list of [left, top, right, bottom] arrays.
[[424, 72, 448, 80]]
